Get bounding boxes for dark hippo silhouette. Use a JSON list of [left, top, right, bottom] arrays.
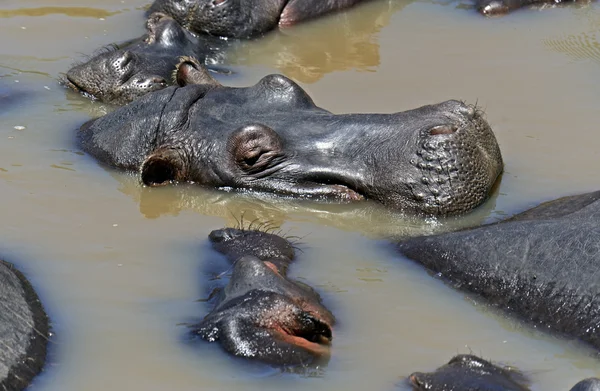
[[78, 57, 503, 217], [147, 0, 373, 38], [476, 0, 590, 16], [408, 354, 530, 391], [63, 13, 229, 105], [0, 259, 49, 391], [192, 228, 334, 366], [397, 190, 600, 350], [408, 354, 600, 391]]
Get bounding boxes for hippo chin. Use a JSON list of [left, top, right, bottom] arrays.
[[78, 57, 503, 217], [397, 190, 600, 350], [63, 13, 228, 105], [0, 259, 49, 391], [148, 0, 371, 38], [192, 228, 334, 366]]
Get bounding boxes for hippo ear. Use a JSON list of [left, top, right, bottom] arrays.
[[227, 124, 283, 174], [140, 147, 187, 186], [174, 56, 221, 87]]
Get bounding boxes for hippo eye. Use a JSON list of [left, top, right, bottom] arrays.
[[227, 124, 283, 174]]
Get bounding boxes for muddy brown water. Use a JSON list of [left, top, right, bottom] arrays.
[[1, 0, 600, 390]]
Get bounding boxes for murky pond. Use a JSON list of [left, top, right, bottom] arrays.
[[1, 0, 600, 390]]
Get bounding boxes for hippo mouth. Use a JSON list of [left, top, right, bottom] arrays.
[[61, 74, 96, 100], [276, 312, 333, 356]]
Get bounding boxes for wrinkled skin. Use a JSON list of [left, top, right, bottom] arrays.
[[63, 13, 228, 105], [476, 0, 589, 16], [192, 228, 335, 366], [397, 190, 600, 350], [408, 354, 530, 391], [148, 0, 371, 38], [0, 259, 49, 391], [78, 57, 503, 217]]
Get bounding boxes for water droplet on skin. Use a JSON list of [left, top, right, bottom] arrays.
[[14, 126, 25, 130]]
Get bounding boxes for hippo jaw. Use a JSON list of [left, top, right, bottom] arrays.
[[63, 13, 194, 104]]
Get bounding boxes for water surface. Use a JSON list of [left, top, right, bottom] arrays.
[[1, 0, 599, 390]]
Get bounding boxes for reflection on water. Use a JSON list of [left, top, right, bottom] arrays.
[[233, 0, 407, 83], [0, 7, 121, 19], [112, 170, 499, 239], [1, 0, 600, 390]]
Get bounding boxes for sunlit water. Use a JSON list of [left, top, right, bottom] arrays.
[[1, 0, 599, 390]]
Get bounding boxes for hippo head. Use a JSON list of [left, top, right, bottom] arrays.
[[79, 58, 503, 216], [409, 355, 530, 391], [192, 228, 335, 366], [63, 13, 223, 105], [147, 0, 352, 38]]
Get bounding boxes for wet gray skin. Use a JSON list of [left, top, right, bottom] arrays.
[[408, 354, 530, 391], [570, 379, 600, 391], [0, 259, 49, 391], [408, 355, 600, 391], [397, 190, 600, 350], [192, 228, 334, 366], [147, 0, 371, 38], [78, 57, 503, 217], [63, 12, 229, 105], [476, 0, 589, 16]]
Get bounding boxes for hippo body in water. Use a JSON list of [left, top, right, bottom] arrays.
[[476, 0, 589, 16], [408, 354, 600, 391], [148, 0, 371, 38], [64, 13, 230, 105], [78, 58, 503, 217], [192, 228, 334, 366], [397, 190, 600, 350], [147, 0, 588, 37], [0, 259, 49, 391]]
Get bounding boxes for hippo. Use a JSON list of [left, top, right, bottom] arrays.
[[408, 354, 530, 391], [476, 0, 589, 16], [0, 259, 49, 391], [147, 0, 373, 39], [408, 354, 600, 391], [78, 57, 503, 217], [191, 228, 335, 366], [63, 12, 229, 105], [397, 190, 600, 351]]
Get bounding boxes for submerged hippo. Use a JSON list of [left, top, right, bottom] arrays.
[[63, 13, 229, 105], [148, 0, 372, 38], [476, 0, 589, 16], [0, 259, 49, 391], [408, 354, 600, 391], [78, 57, 503, 217], [192, 228, 334, 366], [397, 190, 600, 350]]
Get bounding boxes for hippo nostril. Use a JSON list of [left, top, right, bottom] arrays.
[[430, 125, 458, 136], [112, 51, 133, 70]]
